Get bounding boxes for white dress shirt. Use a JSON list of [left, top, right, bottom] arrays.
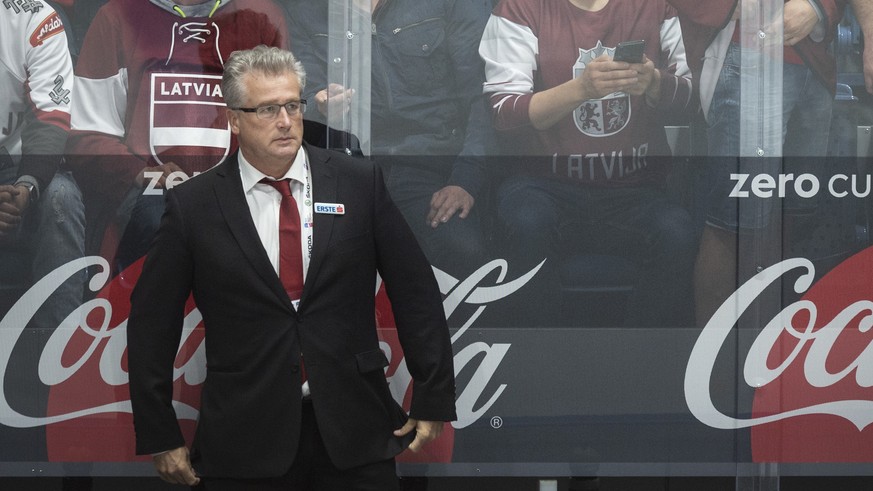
[[238, 149, 314, 397], [237, 148, 314, 296]]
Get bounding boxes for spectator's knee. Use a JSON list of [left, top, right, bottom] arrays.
[[41, 173, 85, 225]]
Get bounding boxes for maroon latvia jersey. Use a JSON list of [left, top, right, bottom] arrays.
[[68, 0, 288, 201], [480, 0, 694, 185]]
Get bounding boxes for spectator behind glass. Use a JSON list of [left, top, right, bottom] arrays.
[[850, 0, 873, 94], [668, 0, 847, 327], [0, 1, 85, 327], [479, 0, 697, 328], [65, 0, 288, 274], [287, 0, 496, 282]]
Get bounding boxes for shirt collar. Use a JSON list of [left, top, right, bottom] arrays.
[[238, 148, 309, 195]]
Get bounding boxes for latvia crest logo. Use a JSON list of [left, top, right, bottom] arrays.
[[149, 73, 231, 171], [572, 42, 631, 138]]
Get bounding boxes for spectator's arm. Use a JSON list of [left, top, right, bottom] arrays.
[[652, 12, 696, 123], [286, 0, 331, 124], [447, 0, 495, 200], [19, 5, 74, 195], [65, 6, 144, 202]]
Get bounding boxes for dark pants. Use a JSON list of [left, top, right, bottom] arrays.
[[385, 164, 487, 278], [497, 175, 696, 328], [115, 190, 165, 273], [195, 402, 399, 491]]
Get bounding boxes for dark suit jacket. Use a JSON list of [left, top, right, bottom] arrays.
[[127, 143, 456, 478]]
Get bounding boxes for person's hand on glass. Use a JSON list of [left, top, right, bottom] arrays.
[[315, 83, 355, 121]]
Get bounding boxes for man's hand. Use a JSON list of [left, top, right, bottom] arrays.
[[394, 419, 444, 453], [427, 185, 474, 229], [576, 54, 639, 101], [735, 0, 817, 46], [135, 162, 184, 189], [315, 83, 355, 121], [530, 54, 642, 130], [782, 0, 819, 45], [0, 185, 29, 239], [625, 56, 661, 104], [153, 446, 200, 486]]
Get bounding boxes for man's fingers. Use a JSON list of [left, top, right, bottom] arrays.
[[427, 192, 455, 227], [0, 203, 23, 231], [159, 468, 199, 485], [154, 447, 199, 486], [393, 418, 416, 438], [407, 436, 425, 453], [159, 471, 200, 486], [0, 187, 19, 206], [428, 203, 457, 228], [406, 420, 444, 453], [0, 218, 21, 234], [428, 186, 474, 227]]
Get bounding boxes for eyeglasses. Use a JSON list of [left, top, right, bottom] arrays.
[[231, 100, 307, 120]]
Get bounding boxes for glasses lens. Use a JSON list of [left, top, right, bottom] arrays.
[[256, 105, 280, 120], [254, 101, 305, 120], [284, 101, 305, 116]]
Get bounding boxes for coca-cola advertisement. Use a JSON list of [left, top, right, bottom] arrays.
[[3, 0, 873, 487], [4, 161, 873, 476]]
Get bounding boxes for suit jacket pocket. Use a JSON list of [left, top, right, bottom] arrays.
[[355, 348, 406, 429], [355, 348, 389, 373]]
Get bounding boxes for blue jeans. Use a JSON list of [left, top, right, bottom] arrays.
[[702, 42, 834, 232], [0, 169, 86, 330], [497, 175, 696, 327], [385, 165, 486, 277]]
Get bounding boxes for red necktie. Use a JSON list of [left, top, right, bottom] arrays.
[[261, 178, 304, 302], [262, 178, 307, 385]]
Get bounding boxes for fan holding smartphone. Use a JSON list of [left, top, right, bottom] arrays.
[[479, 0, 698, 333]]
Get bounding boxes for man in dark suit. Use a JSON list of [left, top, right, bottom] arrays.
[[127, 45, 456, 490]]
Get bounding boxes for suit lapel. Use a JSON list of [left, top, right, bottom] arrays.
[[301, 144, 338, 306], [213, 154, 295, 312]]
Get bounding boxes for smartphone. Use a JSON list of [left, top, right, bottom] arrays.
[[613, 40, 646, 64]]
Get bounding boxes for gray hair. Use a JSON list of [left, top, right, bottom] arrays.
[[222, 45, 307, 108]]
